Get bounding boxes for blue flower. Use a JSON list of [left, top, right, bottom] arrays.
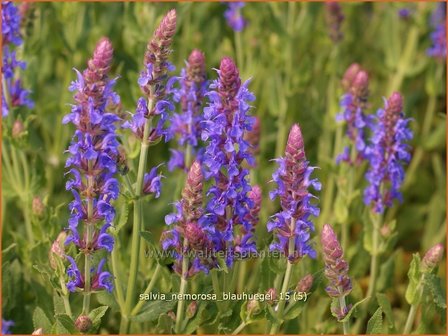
[[224, 2, 247, 32], [427, 3, 446, 58], [268, 124, 321, 263], [2, 2, 33, 117], [363, 93, 413, 213], [201, 57, 257, 267], [63, 38, 119, 292], [2, 319, 14, 334]]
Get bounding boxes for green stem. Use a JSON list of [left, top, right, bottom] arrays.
[[120, 97, 154, 333], [175, 239, 189, 334], [269, 218, 296, 334], [403, 274, 425, 334], [59, 278, 73, 318], [211, 270, 224, 312], [366, 213, 381, 301], [131, 263, 162, 316], [111, 244, 126, 312], [232, 321, 247, 335], [339, 295, 350, 334], [82, 225, 93, 314]]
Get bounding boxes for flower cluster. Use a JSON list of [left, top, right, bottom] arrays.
[[337, 63, 371, 165], [267, 124, 321, 263], [124, 9, 177, 144], [167, 49, 208, 171], [201, 57, 257, 267], [363, 92, 413, 214], [321, 224, 352, 319], [2, 319, 14, 334], [324, 2, 344, 43], [421, 243, 444, 273], [427, 2, 446, 58], [62, 37, 121, 293], [224, 2, 247, 32], [235, 185, 261, 256], [162, 161, 213, 277], [2, 1, 33, 117]]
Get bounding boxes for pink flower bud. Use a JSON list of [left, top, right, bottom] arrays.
[[422, 243, 444, 272]]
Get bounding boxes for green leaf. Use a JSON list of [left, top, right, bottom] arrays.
[[405, 253, 422, 305], [55, 314, 77, 334], [376, 293, 395, 331], [338, 297, 368, 323], [88, 306, 109, 332], [424, 273, 447, 309], [156, 313, 174, 334], [2, 243, 17, 264], [33, 307, 52, 333], [366, 307, 383, 334], [96, 290, 120, 312], [53, 291, 67, 316], [283, 300, 307, 320], [377, 252, 396, 293], [131, 300, 175, 323]]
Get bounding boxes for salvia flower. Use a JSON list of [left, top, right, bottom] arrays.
[[427, 2, 446, 59], [421, 243, 444, 273], [267, 124, 321, 263], [325, 2, 344, 43], [167, 49, 207, 171], [364, 92, 413, 214], [66, 256, 113, 293], [2, 1, 33, 117], [244, 116, 260, 167], [336, 63, 371, 165], [63, 37, 120, 293], [2, 319, 14, 334], [201, 56, 257, 267], [124, 9, 176, 143], [321, 224, 352, 301], [162, 161, 213, 277], [224, 2, 247, 32], [296, 273, 314, 293]]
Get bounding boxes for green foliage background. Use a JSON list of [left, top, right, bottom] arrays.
[[1, 1, 446, 334]]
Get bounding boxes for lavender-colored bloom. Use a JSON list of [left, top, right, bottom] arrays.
[[161, 161, 213, 277], [124, 9, 176, 143], [336, 64, 371, 165], [267, 124, 321, 263], [224, 2, 247, 32], [321, 224, 352, 319], [167, 49, 207, 171], [325, 2, 344, 43], [142, 165, 163, 198], [63, 37, 119, 291], [66, 256, 113, 293], [201, 57, 257, 267], [364, 92, 413, 214], [398, 8, 412, 20], [2, 319, 14, 334], [2, 1, 33, 117], [427, 2, 446, 58]]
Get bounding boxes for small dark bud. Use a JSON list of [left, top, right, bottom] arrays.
[[186, 301, 198, 319], [75, 315, 92, 333]]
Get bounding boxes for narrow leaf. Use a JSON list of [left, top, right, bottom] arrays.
[[366, 307, 383, 334]]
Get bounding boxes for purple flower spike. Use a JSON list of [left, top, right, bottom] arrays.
[[244, 116, 261, 167], [125, 9, 177, 143], [167, 49, 208, 171], [421, 243, 444, 273], [325, 2, 344, 43], [162, 161, 213, 277], [63, 37, 119, 292], [2, 1, 33, 117], [363, 92, 413, 214], [224, 2, 247, 32], [337, 64, 371, 165], [201, 57, 257, 267], [427, 2, 446, 59], [268, 124, 321, 263], [321, 224, 352, 299]]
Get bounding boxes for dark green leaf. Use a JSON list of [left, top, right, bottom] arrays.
[[376, 293, 395, 331], [55, 314, 77, 334], [424, 273, 447, 309]]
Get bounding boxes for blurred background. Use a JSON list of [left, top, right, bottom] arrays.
[[2, 2, 446, 334]]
